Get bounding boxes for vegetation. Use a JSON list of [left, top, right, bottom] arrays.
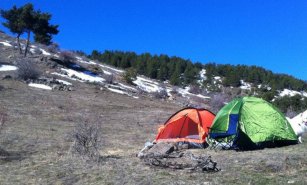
[[1, 3, 59, 56], [16, 59, 41, 80], [204, 63, 307, 91], [90, 50, 306, 92], [72, 121, 102, 161], [273, 95, 307, 115], [90, 50, 201, 86], [122, 68, 137, 85]]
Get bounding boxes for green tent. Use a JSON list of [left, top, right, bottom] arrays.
[[208, 97, 298, 149]]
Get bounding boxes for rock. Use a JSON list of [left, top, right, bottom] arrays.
[[2, 75, 12, 80]]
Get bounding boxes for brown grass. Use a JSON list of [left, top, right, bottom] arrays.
[[0, 79, 306, 185]]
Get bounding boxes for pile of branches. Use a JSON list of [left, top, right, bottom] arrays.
[[138, 142, 220, 173]]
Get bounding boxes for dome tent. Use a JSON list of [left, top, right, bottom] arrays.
[[208, 97, 298, 150], [155, 107, 215, 148]]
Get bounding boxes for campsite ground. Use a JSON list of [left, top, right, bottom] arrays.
[[0, 79, 306, 185]]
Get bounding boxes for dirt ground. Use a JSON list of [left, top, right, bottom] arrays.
[[0, 78, 306, 185]]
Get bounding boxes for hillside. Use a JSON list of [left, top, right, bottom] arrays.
[[0, 32, 307, 184]]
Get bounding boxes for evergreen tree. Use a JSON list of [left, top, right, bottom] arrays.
[[1, 3, 59, 56]]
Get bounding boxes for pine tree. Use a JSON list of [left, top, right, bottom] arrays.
[[1, 3, 59, 56]]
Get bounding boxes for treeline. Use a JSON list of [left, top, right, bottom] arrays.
[[90, 50, 202, 86], [205, 63, 307, 91], [89, 50, 307, 91]]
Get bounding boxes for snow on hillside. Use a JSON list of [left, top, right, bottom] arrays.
[[197, 69, 207, 84], [133, 76, 164, 93], [213, 76, 222, 84], [98, 64, 124, 74], [0, 41, 12, 47], [28, 83, 52, 90], [75, 56, 97, 65], [0, 65, 18, 71], [279, 89, 307, 98], [240, 80, 252, 90], [40, 48, 51, 56], [56, 79, 72, 86], [52, 68, 105, 83], [177, 86, 210, 99]]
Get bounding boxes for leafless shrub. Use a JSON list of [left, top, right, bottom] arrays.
[[286, 107, 297, 118], [170, 86, 179, 95], [188, 85, 202, 94], [103, 73, 114, 84], [72, 121, 101, 161], [88, 65, 104, 75], [47, 43, 60, 53], [59, 51, 76, 62], [189, 95, 209, 108], [153, 88, 168, 99], [17, 60, 41, 80], [0, 111, 7, 134], [210, 93, 231, 114]]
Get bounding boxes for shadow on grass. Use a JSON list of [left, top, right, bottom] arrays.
[[0, 147, 32, 163]]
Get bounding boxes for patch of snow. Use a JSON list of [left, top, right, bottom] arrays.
[[279, 89, 306, 97], [102, 70, 112, 75], [118, 83, 137, 91], [0, 41, 12, 47], [177, 86, 210, 99], [61, 68, 105, 83], [196, 94, 211, 99], [76, 57, 97, 65], [28, 83, 52, 90], [40, 49, 51, 56], [106, 87, 139, 99], [212, 76, 222, 85], [108, 88, 127, 94], [199, 69, 207, 80], [51, 72, 83, 82], [98, 64, 124, 73], [133, 76, 163, 93], [56, 79, 72, 86], [0, 65, 18, 71], [30, 48, 36, 54], [197, 69, 207, 85], [240, 80, 252, 90]]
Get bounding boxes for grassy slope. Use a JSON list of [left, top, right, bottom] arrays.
[[0, 79, 306, 185]]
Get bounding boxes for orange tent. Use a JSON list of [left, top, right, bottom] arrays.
[[155, 108, 215, 147]]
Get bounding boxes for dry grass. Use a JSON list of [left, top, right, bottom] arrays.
[[0, 79, 306, 185]]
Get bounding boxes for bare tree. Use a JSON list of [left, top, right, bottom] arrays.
[[71, 121, 102, 161]]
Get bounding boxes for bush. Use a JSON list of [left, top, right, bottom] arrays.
[[153, 88, 168, 99], [0, 110, 7, 134], [188, 85, 202, 94], [122, 68, 137, 85], [88, 65, 104, 75], [103, 73, 114, 84], [72, 121, 101, 161], [17, 60, 41, 80], [59, 51, 76, 62], [47, 43, 60, 53]]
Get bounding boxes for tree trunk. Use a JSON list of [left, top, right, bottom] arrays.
[[24, 31, 30, 57], [16, 33, 22, 54]]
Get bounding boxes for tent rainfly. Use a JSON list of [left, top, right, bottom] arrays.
[[155, 108, 215, 148], [208, 97, 298, 150]]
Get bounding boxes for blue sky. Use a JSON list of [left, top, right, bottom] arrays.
[[1, 0, 307, 80]]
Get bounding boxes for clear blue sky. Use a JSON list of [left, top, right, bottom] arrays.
[[1, 0, 307, 81]]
